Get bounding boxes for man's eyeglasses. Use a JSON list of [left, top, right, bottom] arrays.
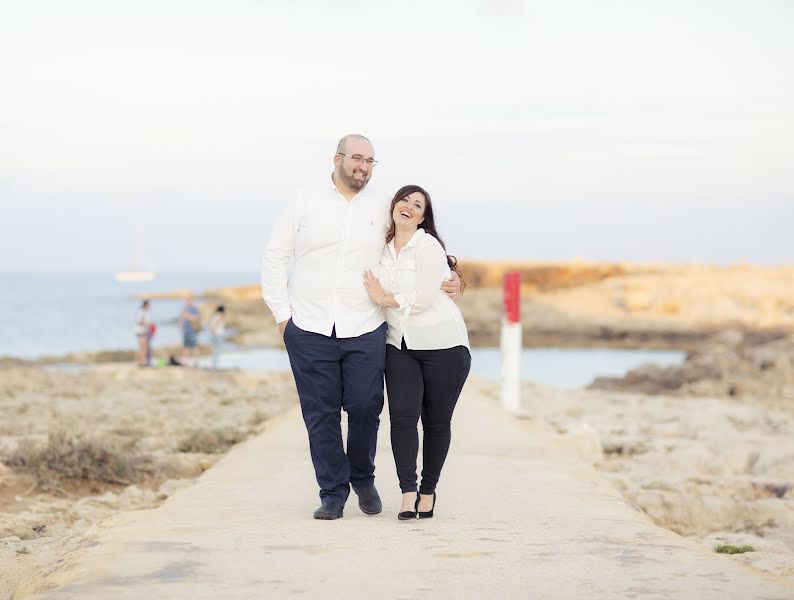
[[338, 153, 378, 167]]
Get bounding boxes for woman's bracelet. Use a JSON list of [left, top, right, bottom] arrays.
[[379, 293, 388, 311]]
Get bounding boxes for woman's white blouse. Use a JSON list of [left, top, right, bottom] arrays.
[[134, 308, 151, 336], [378, 229, 469, 351]]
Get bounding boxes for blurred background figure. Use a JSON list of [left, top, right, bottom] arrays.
[[208, 304, 226, 370], [134, 299, 152, 367], [147, 318, 157, 366], [179, 294, 201, 366]]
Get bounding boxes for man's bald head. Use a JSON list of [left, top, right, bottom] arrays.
[[336, 134, 373, 155], [333, 134, 375, 194]]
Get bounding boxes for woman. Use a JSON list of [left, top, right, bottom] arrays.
[[208, 305, 226, 369], [135, 299, 153, 367], [363, 185, 470, 520]]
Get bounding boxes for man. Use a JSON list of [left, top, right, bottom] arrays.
[[261, 134, 459, 520], [179, 294, 201, 366]]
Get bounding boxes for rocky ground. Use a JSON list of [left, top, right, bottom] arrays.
[[519, 331, 794, 577], [0, 365, 297, 598], [520, 381, 794, 577]]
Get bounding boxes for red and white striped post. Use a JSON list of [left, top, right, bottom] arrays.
[[501, 271, 522, 413]]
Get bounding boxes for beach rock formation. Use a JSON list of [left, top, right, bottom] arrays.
[[589, 330, 794, 402]]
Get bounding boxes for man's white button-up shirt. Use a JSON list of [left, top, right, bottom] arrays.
[[261, 177, 390, 338]]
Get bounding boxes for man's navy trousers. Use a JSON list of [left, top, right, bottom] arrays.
[[283, 319, 387, 504]]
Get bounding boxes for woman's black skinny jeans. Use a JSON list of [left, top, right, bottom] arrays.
[[385, 341, 471, 495]]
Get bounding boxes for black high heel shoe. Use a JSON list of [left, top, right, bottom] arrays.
[[417, 492, 436, 519], [398, 494, 419, 521]]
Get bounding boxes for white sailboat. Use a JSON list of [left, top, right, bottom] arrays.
[[115, 270, 156, 282], [115, 225, 156, 283]]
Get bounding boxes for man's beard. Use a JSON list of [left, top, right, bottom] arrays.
[[339, 168, 369, 191]]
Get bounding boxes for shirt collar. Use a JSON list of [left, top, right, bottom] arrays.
[[388, 228, 425, 258], [405, 228, 425, 248]]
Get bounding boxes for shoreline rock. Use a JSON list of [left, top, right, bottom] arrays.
[[589, 330, 794, 402]]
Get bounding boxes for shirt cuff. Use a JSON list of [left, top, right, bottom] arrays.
[[273, 308, 292, 324], [392, 293, 408, 310]]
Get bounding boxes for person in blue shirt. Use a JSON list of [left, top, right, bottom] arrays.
[[179, 294, 201, 366]]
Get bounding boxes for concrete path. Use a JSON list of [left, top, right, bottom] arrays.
[[13, 378, 794, 599]]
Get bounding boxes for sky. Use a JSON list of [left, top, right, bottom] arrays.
[[1, 0, 792, 271]]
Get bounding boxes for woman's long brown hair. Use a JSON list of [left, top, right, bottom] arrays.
[[386, 185, 465, 292]]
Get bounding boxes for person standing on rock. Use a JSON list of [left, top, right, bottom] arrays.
[[261, 134, 460, 520], [363, 185, 471, 520]]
